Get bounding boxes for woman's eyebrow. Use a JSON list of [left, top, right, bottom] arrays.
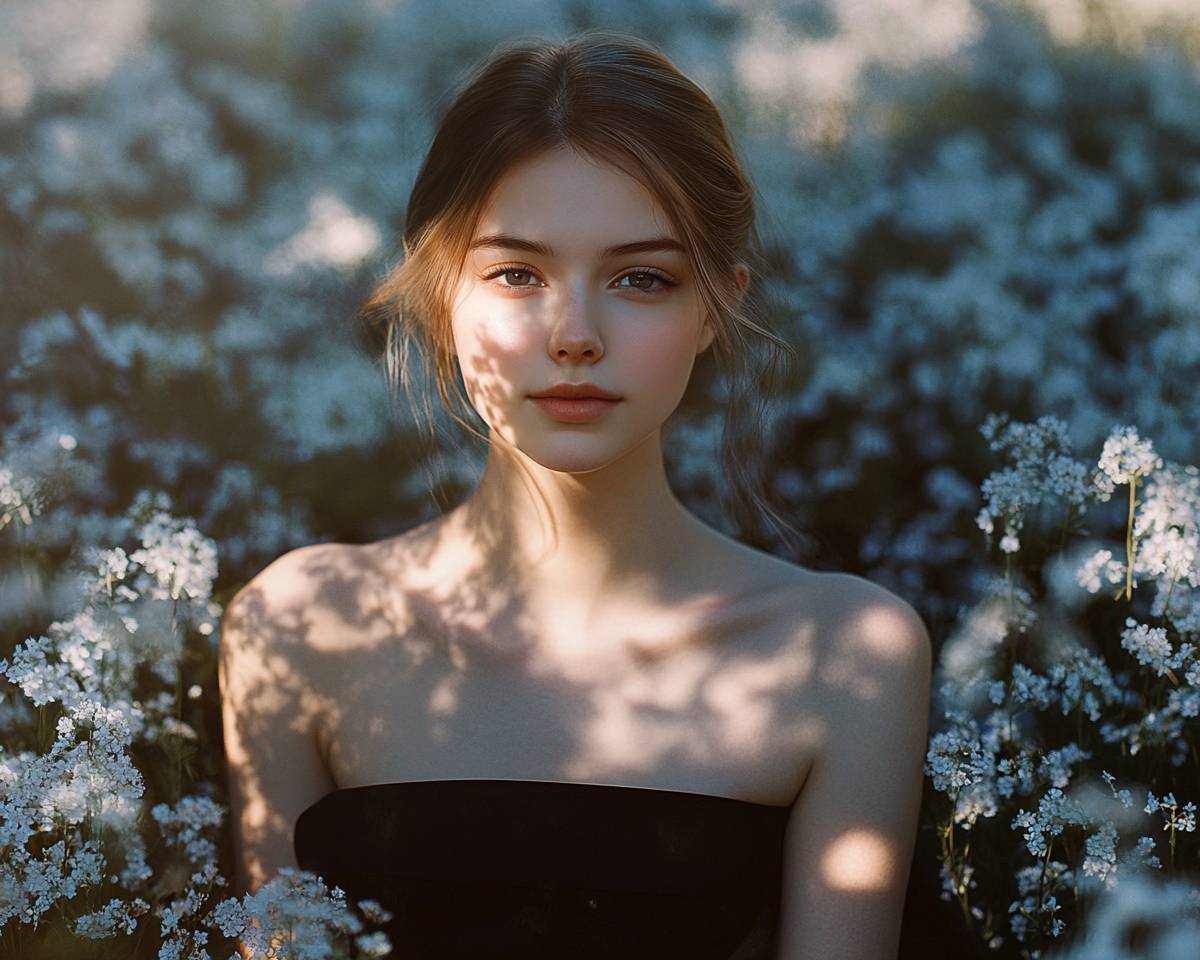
[[468, 234, 686, 258]]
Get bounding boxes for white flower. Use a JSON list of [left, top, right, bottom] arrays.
[[263, 190, 381, 276], [1121, 617, 1189, 678], [355, 898, 394, 925], [0, 465, 44, 529], [925, 727, 993, 793], [211, 866, 367, 959], [129, 510, 219, 603], [1134, 462, 1200, 588], [976, 414, 1093, 554], [1049, 873, 1200, 959], [1011, 786, 1095, 859], [1100, 771, 1135, 810], [1075, 548, 1126, 594], [354, 930, 394, 956], [74, 896, 150, 939], [152, 795, 225, 869], [1094, 425, 1164, 498]]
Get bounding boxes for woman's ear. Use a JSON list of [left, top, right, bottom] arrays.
[[697, 263, 750, 355], [734, 262, 750, 298]]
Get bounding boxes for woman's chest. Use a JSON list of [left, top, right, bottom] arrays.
[[312, 587, 828, 808]]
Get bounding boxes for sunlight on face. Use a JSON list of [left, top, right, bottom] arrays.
[[820, 827, 897, 893], [449, 145, 713, 474]]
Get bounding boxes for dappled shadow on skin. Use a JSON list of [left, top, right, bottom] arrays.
[[271, 334, 828, 808], [290, 533, 826, 805], [220, 521, 960, 956], [220, 337, 936, 953], [218, 577, 336, 899]]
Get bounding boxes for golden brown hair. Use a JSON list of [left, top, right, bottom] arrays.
[[358, 28, 812, 561]]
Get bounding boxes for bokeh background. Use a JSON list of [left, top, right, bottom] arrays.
[[2, 0, 1199, 957]]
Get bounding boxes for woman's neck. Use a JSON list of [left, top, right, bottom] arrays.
[[441, 433, 719, 621]]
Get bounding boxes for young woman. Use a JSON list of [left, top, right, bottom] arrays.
[[219, 29, 932, 960]]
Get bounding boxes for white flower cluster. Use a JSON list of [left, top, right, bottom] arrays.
[[926, 721, 995, 794], [1144, 791, 1198, 834], [1074, 458, 1200, 617], [1013, 787, 1096, 860], [1120, 617, 1194, 679], [1006, 774, 1166, 942], [0, 464, 43, 530], [932, 415, 1200, 952], [1045, 872, 1200, 960], [74, 895, 151, 939], [1009, 859, 1070, 942], [0, 692, 144, 930], [0, 493, 395, 955], [1138, 463, 1200, 643], [152, 795, 226, 869], [984, 649, 1122, 726], [1093, 425, 1165, 499], [129, 508, 220, 604], [209, 867, 393, 959], [0, 496, 211, 945], [975, 414, 1092, 556], [1075, 548, 1126, 595]]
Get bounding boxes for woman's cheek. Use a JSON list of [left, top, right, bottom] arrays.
[[453, 308, 540, 421], [627, 327, 701, 400]]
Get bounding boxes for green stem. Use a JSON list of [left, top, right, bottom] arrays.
[[943, 786, 974, 928], [1164, 572, 1179, 615], [1124, 478, 1137, 601], [170, 587, 183, 804], [1035, 835, 1054, 929], [1056, 506, 1072, 552]]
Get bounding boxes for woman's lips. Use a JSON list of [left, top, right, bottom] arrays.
[[530, 396, 621, 423]]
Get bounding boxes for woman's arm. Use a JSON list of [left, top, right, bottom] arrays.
[[775, 583, 933, 960], [218, 545, 340, 947]]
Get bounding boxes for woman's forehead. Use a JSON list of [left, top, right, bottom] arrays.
[[472, 147, 682, 257]]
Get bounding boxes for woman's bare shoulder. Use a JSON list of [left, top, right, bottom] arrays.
[[234, 541, 353, 597], [224, 541, 369, 661], [817, 572, 930, 652], [785, 571, 932, 714]]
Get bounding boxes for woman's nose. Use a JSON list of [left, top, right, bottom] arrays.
[[546, 291, 604, 362]]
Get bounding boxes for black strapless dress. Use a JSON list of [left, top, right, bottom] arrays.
[[292, 779, 792, 959]]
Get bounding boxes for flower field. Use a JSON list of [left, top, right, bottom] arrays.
[[2, 0, 1199, 956]]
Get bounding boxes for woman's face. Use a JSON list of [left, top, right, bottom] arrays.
[[450, 145, 718, 474]]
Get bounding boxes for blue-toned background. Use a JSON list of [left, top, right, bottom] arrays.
[[2, 1, 1199, 957], [3, 0, 1197, 623]]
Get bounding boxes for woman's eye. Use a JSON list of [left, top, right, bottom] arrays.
[[615, 270, 675, 293], [487, 267, 539, 288], [480, 265, 677, 294]]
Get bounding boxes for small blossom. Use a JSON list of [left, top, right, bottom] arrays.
[[1121, 617, 1189, 677], [1076, 548, 1125, 594], [74, 896, 150, 939], [1094, 425, 1164, 498], [354, 930, 394, 957]]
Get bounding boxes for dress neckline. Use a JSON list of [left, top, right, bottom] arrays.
[[309, 778, 794, 812]]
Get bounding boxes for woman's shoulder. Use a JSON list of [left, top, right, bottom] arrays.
[[235, 541, 350, 601], [751, 566, 930, 716], [222, 540, 378, 671], [781, 569, 930, 663], [785, 571, 932, 735]]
